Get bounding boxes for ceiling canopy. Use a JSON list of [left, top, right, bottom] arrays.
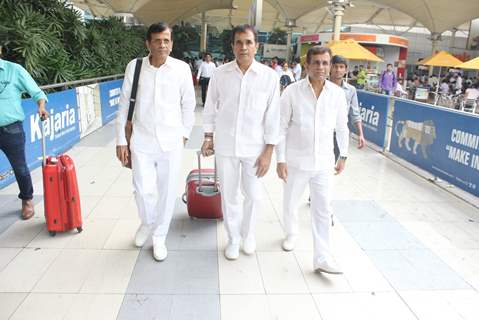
[[71, 0, 479, 35]]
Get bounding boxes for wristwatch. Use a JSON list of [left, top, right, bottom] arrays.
[[339, 156, 347, 161]]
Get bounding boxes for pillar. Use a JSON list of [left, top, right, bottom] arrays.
[[200, 12, 207, 52]]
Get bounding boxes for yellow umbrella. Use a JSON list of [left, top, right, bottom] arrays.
[[418, 51, 463, 67], [326, 39, 383, 62], [455, 56, 479, 70], [418, 51, 463, 104]]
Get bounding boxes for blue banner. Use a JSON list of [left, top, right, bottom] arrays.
[[0, 89, 80, 189], [356, 90, 390, 148], [390, 99, 479, 196], [99, 79, 123, 125]]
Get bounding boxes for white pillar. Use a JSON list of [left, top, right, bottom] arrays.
[[332, 0, 347, 41], [429, 32, 442, 76], [285, 19, 296, 62], [449, 28, 457, 51], [250, 0, 263, 30], [200, 12, 207, 52], [286, 29, 292, 62]]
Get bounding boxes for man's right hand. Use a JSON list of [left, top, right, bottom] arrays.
[[116, 145, 129, 166], [201, 140, 214, 157], [277, 163, 288, 182]]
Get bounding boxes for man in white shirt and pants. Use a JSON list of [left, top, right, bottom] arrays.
[[116, 23, 196, 261], [201, 24, 280, 260], [277, 46, 349, 274], [196, 52, 216, 105]]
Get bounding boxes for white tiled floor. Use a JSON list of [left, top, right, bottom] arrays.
[[0, 104, 479, 319]]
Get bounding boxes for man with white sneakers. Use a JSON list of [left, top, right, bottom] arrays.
[[276, 46, 349, 274], [116, 22, 196, 261], [201, 24, 280, 260]]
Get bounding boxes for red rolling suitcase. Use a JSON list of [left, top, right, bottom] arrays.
[[41, 118, 82, 236], [182, 152, 222, 219]]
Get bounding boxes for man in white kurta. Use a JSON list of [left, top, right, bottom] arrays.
[[116, 23, 195, 261], [201, 25, 280, 260], [276, 46, 349, 274]]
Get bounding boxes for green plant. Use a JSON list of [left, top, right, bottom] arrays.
[[0, 0, 147, 86]]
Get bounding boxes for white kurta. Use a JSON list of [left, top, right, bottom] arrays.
[[203, 60, 280, 244], [277, 78, 349, 267], [116, 56, 196, 243]]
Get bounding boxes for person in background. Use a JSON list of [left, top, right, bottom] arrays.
[[196, 52, 216, 105], [440, 79, 450, 94], [279, 62, 295, 91], [379, 63, 397, 95], [465, 82, 479, 101], [329, 55, 365, 152], [0, 45, 49, 220], [356, 65, 367, 89], [292, 58, 302, 81]]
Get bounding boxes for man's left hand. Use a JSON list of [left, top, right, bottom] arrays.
[[358, 135, 366, 149], [254, 149, 273, 177], [335, 159, 346, 175]]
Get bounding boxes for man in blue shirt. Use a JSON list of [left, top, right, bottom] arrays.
[[0, 47, 49, 220]]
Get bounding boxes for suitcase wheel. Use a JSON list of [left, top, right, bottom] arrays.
[[77, 227, 83, 233], [181, 193, 187, 204], [49, 231, 57, 237]]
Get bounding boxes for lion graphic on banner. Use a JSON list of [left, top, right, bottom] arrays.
[[395, 120, 436, 159]]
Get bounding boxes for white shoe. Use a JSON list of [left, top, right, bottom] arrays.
[[224, 243, 240, 260], [153, 241, 168, 261], [282, 235, 297, 252], [314, 259, 343, 274], [134, 224, 151, 247], [242, 236, 256, 255]]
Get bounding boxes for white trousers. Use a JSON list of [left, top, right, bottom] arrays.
[[216, 155, 263, 245], [131, 147, 182, 243], [283, 166, 334, 266]]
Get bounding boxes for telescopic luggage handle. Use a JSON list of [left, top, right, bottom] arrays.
[[196, 151, 218, 192], [41, 115, 47, 166]]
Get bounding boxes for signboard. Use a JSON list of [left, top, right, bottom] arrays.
[[99, 79, 123, 125], [391, 99, 479, 196], [356, 90, 390, 148], [0, 89, 80, 189], [77, 84, 102, 138]]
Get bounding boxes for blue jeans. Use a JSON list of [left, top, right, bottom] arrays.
[[0, 121, 33, 200]]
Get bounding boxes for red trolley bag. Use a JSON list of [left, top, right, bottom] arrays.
[[41, 117, 82, 236], [182, 151, 222, 219]]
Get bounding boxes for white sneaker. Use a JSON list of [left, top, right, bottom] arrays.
[[282, 235, 297, 252], [314, 259, 343, 274], [134, 224, 151, 247], [242, 236, 256, 255], [224, 243, 240, 260], [153, 241, 168, 261]]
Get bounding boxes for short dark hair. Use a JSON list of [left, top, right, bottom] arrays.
[[306, 46, 332, 64], [204, 52, 212, 58], [332, 55, 348, 66], [387, 63, 393, 67], [146, 22, 171, 41], [231, 24, 258, 44]]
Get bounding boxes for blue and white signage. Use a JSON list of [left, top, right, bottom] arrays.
[[99, 79, 123, 125], [391, 99, 479, 196], [0, 89, 80, 189], [356, 90, 390, 148]]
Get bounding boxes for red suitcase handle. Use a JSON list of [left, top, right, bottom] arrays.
[[196, 151, 218, 193]]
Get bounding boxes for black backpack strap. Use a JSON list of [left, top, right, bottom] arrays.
[[127, 58, 143, 121]]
